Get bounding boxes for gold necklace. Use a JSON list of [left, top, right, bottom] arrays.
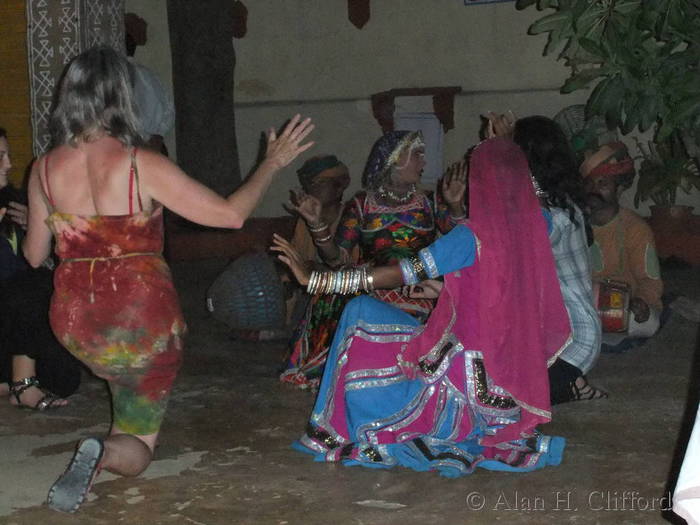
[[377, 184, 416, 204]]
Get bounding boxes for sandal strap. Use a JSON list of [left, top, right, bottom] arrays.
[[35, 393, 61, 411], [9, 376, 40, 402], [9, 376, 64, 410], [570, 376, 608, 401]]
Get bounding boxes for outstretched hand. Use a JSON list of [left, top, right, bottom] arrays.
[[441, 160, 468, 207], [265, 114, 315, 170], [286, 189, 322, 226], [270, 233, 311, 286]]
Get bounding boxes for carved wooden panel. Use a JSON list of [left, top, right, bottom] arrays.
[[26, 0, 125, 156]]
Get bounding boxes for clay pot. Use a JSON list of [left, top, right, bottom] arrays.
[[649, 205, 694, 232]]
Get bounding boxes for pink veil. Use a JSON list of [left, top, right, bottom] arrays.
[[404, 138, 571, 444]]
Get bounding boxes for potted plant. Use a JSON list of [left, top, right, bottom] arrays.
[[516, 0, 700, 216], [634, 135, 700, 230]]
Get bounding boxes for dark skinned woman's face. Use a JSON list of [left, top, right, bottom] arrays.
[[304, 173, 351, 207]]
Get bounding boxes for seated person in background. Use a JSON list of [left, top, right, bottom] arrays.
[[0, 127, 81, 409], [233, 155, 352, 344], [581, 141, 663, 351], [277, 155, 354, 381]]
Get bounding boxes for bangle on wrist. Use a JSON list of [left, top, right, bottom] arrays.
[[449, 205, 467, 220], [313, 233, 333, 245], [308, 222, 329, 233], [307, 266, 374, 296]]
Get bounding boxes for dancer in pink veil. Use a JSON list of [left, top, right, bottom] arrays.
[[272, 137, 571, 476]]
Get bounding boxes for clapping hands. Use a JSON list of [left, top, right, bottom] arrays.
[[486, 111, 516, 139], [264, 114, 315, 171]]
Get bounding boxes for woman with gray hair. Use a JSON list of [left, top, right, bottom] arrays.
[[22, 45, 314, 513]]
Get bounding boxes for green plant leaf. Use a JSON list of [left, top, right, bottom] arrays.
[[578, 37, 606, 57], [515, 0, 538, 9], [529, 11, 571, 35], [543, 25, 573, 55], [586, 78, 610, 118], [614, 0, 642, 15], [561, 68, 603, 93], [670, 95, 700, 128], [657, 121, 676, 143]]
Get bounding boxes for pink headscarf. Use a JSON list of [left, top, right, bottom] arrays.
[[404, 138, 571, 444]]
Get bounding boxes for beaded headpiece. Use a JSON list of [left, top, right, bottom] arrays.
[[362, 130, 424, 190]]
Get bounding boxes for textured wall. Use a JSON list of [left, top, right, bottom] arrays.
[[125, 0, 699, 217]]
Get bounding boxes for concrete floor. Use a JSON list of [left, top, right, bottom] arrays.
[[0, 257, 698, 525]]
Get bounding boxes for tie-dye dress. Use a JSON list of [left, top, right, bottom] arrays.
[[43, 153, 186, 435]]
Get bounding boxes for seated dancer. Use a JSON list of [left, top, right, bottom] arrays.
[[272, 138, 570, 477], [489, 114, 605, 403], [279, 155, 354, 377], [281, 131, 466, 389], [233, 155, 352, 344], [23, 46, 313, 513], [581, 141, 663, 352]]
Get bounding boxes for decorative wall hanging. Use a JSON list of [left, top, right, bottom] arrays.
[[26, 0, 125, 156], [348, 0, 370, 29], [463, 0, 514, 5], [232, 1, 248, 38], [371, 87, 462, 133]]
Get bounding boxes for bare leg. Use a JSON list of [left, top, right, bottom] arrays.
[[0, 383, 8, 396], [10, 355, 68, 408], [99, 429, 158, 477]]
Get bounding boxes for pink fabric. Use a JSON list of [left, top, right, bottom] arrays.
[[403, 138, 571, 445]]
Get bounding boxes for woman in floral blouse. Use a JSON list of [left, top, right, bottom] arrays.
[[281, 130, 467, 389]]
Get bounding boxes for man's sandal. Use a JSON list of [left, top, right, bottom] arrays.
[[9, 376, 65, 411], [47, 437, 104, 513], [570, 375, 609, 402]]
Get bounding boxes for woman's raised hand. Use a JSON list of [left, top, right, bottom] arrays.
[[287, 189, 322, 226], [441, 160, 468, 206], [264, 115, 315, 170], [270, 233, 311, 285], [486, 111, 516, 139]]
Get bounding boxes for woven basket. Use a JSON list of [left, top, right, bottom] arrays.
[[206, 252, 286, 330]]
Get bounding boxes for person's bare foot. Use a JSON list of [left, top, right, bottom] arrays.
[[9, 379, 68, 410]]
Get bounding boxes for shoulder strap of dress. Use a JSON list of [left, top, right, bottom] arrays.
[[128, 147, 143, 214]]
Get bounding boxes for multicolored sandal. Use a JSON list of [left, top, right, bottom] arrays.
[[9, 376, 65, 411], [47, 437, 104, 513]]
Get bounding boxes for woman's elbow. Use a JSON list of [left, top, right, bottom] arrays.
[[223, 210, 245, 230], [22, 245, 47, 268], [219, 216, 244, 230], [25, 253, 46, 269]]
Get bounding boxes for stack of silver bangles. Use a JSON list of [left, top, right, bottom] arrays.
[[307, 266, 375, 295]]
